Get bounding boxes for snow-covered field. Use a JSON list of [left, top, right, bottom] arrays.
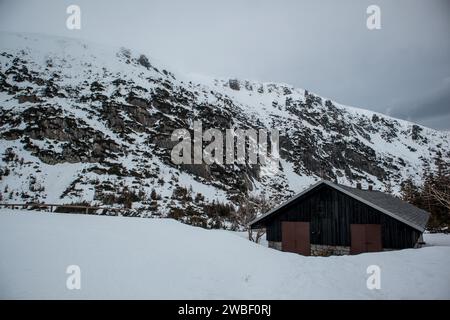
[[0, 209, 449, 299]]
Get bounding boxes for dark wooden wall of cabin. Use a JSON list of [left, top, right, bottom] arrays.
[[265, 184, 421, 249]]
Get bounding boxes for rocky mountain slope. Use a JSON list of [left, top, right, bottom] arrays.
[[1, 32, 449, 228]]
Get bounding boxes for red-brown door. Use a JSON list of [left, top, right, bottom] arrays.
[[365, 224, 382, 252], [282, 222, 310, 256], [350, 224, 382, 254], [350, 224, 366, 254]]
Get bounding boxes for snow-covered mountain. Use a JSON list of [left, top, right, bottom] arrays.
[[1, 32, 449, 228]]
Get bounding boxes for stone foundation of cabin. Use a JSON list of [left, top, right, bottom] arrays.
[[269, 241, 282, 251], [268, 241, 282, 251], [310, 244, 350, 256], [268, 241, 350, 256]]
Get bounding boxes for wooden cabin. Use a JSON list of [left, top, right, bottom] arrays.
[[249, 180, 429, 256]]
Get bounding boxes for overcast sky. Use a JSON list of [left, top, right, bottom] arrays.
[[1, 0, 449, 130]]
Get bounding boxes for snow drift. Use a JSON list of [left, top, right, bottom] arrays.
[[0, 210, 449, 299]]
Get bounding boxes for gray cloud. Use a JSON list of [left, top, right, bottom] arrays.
[[388, 78, 450, 130], [0, 0, 449, 130]]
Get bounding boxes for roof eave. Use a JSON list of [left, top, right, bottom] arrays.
[[249, 180, 325, 227], [249, 180, 428, 232], [322, 181, 427, 232]]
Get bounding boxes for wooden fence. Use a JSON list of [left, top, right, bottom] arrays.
[[0, 203, 132, 215]]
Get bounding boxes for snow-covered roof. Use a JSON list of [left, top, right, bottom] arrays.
[[250, 180, 430, 232]]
